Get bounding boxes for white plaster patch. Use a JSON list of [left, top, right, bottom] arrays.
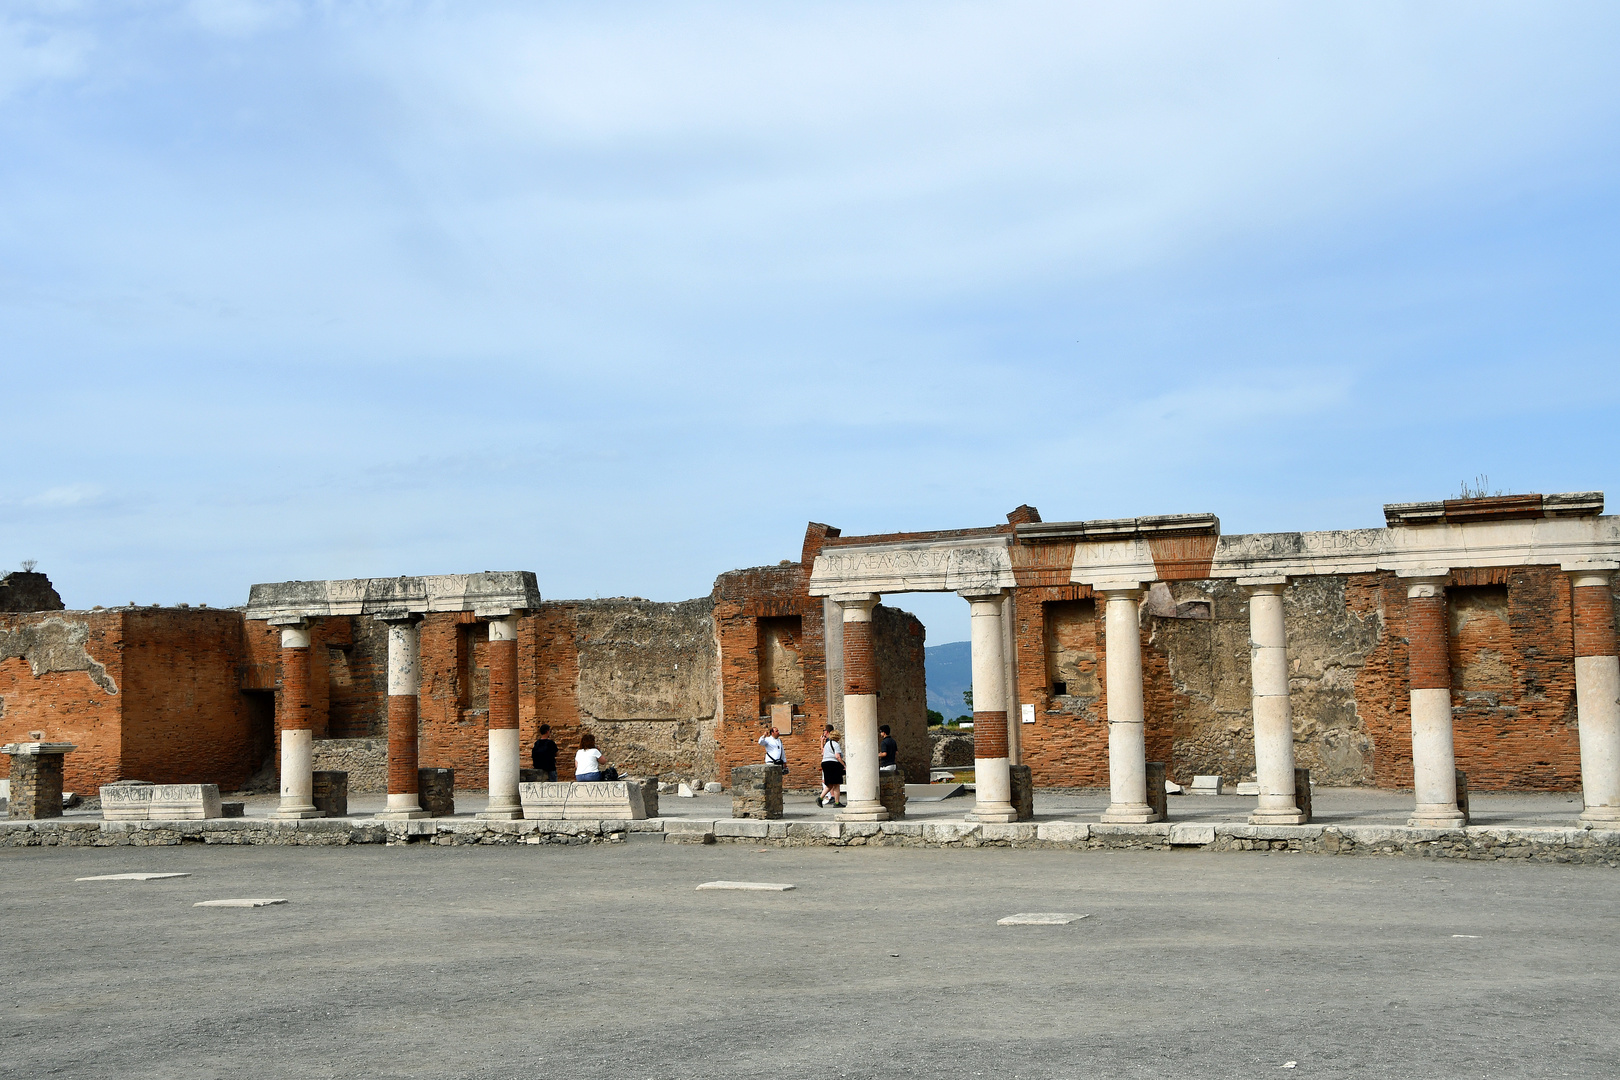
[[193, 898, 289, 908], [695, 881, 796, 892], [76, 872, 191, 882], [997, 912, 1089, 925]]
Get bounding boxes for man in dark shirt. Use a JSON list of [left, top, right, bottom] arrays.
[[532, 724, 559, 782], [878, 724, 899, 773]]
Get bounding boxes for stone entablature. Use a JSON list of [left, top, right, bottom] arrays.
[[809, 536, 1017, 599], [245, 572, 542, 622]]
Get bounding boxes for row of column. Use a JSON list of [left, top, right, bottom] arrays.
[[270, 614, 524, 821], [1092, 569, 1620, 827]]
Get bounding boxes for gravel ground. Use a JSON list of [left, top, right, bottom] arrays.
[[1, 841, 1615, 1079]]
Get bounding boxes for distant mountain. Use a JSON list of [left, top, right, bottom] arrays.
[[925, 640, 973, 718]]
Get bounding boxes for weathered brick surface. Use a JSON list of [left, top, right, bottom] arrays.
[[387, 696, 419, 794], [873, 605, 929, 783], [973, 710, 1008, 758], [1574, 583, 1618, 657], [5, 752, 64, 819], [1407, 593, 1450, 690]]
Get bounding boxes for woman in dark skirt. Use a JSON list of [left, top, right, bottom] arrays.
[[819, 725, 845, 808]]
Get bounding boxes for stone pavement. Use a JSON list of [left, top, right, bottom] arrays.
[[3, 842, 1617, 1079]]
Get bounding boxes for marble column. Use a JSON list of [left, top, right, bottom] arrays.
[[1405, 574, 1464, 828], [1243, 579, 1306, 825], [964, 591, 1017, 823], [376, 616, 429, 820], [478, 615, 523, 820], [1571, 569, 1620, 824], [270, 621, 320, 819], [836, 596, 889, 822], [1100, 584, 1157, 823]]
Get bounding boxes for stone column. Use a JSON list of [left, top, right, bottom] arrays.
[[270, 621, 320, 819], [1571, 569, 1620, 824], [376, 616, 429, 820], [477, 614, 523, 820], [836, 595, 889, 822], [964, 591, 1017, 823], [1405, 574, 1464, 828], [1243, 579, 1306, 825], [1100, 584, 1157, 823]]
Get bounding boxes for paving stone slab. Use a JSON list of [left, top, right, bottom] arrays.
[[878, 821, 924, 836], [1035, 822, 1091, 843], [980, 823, 1038, 843], [193, 899, 289, 908], [695, 881, 796, 891], [998, 913, 1090, 925], [1169, 824, 1216, 846], [715, 820, 769, 838], [76, 872, 192, 882]]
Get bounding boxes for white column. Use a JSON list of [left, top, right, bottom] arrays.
[[270, 622, 320, 820], [477, 615, 523, 820], [1244, 579, 1306, 825], [375, 618, 429, 820], [1405, 574, 1464, 828], [1571, 569, 1620, 824], [1100, 584, 1156, 823], [836, 596, 888, 822], [965, 591, 1016, 823]]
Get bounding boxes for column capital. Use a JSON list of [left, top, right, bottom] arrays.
[[1569, 567, 1617, 589], [277, 623, 311, 649], [834, 594, 880, 620], [1404, 577, 1447, 600], [373, 611, 424, 626], [957, 588, 1008, 603], [1095, 581, 1144, 599], [1238, 576, 1288, 593]]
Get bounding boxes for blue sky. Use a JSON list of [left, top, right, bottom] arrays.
[[3, 1, 1618, 643]]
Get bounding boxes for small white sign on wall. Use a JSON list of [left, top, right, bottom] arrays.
[[1021, 704, 1035, 724]]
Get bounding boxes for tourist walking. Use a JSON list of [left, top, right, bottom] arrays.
[[532, 724, 559, 782], [819, 725, 844, 808]]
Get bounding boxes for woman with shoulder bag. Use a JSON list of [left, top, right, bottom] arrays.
[[819, 725, 845, 808]]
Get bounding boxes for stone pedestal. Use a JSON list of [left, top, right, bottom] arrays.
[[731, 765, 784, 819], [1009, 764, 1033, 822], [880, 771, 908, 819], [634, 775, 660, 819], [312, 771, 348, 818], [418, 768, 454, 817], [1294, 767, 1313, 823], [2, 742, 74, 820], [1145, 762, 1167, 822]]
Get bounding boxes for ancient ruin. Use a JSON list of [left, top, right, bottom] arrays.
[[0, 491, 1616, 839]]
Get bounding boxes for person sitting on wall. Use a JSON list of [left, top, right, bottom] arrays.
[[532, 723, 559, 782], [878, 724, 899, 774], [574, 732, 617, 782]]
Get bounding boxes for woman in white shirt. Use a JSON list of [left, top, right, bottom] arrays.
[[819, 726, 844, 808], [574, 732, 605, 781]]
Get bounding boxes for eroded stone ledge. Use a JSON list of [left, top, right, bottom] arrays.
[[1, 818, 1617, 864]]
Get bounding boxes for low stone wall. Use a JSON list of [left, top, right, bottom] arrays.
[[2, 817, 1617, 864], [311, 739, 387, 793]]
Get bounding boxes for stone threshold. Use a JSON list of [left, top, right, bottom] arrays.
[[2, 817, 1618, 863]]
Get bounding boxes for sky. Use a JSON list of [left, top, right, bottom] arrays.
[[3, 1, 1618, 644]]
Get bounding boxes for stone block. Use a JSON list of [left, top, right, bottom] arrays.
[[101, 784, 156, 821], [731, 764, 784, 819], [980, 822, 1037, 843], [879, 771, 907, 819], [1036, 821, 1090, 844], [312, 771, 348, 818], [1294, 767, 1312, 823], [520, 781, 648, 820], [629, 776, 659, 819], [418, 769, 454, 817], [148, 785, 223, 820], [1146, 763, 1168, 820], [785, 821, 840, 840], [879, 820, 924, 837], [1456, 769, 1470, 826], [1009, 764, 1033, 822], [921, 822, 980, 844], [704, 782, 724, 793], [716, 819, 770, 838], [221, 802, 245, 818], [1168, 823, 1215, 846], [1190, 774, 1223, 796]]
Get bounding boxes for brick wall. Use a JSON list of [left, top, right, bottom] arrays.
[[0, 610, 126, 791]]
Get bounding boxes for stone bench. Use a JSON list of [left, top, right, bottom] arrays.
[[519, 780, 649, 820], [101, 783, 222, 821]]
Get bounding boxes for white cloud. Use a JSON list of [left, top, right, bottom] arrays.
[[21, 484, 104, 508]]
